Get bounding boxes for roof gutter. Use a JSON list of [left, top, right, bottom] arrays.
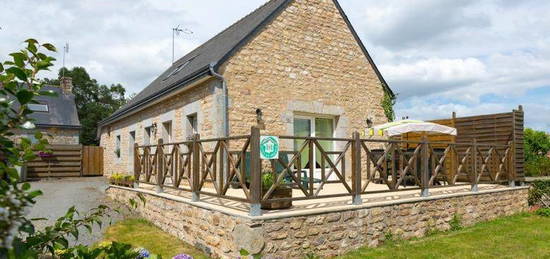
[[209, 64, 229, 138], [36, 124, 82, 130]]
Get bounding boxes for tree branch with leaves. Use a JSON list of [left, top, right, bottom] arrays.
[[0, 39, 147, 258]]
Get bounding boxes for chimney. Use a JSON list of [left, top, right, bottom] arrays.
[[60, 77, 73, 94]]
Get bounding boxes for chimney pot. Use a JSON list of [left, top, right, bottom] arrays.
[[60, 77, 73, 94]]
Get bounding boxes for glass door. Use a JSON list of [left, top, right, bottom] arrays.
[[293, 116, 335, 180], [294, 118, 312, 169]]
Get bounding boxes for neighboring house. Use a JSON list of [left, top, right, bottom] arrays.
[[98, 0, 394, 175], [13, 77, 81, 145]]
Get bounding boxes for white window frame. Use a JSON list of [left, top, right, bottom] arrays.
[[28, 103, 49, 112], [115, 135, 121, 159], [162, 121, 172, 143], [144, 126, 152, 145], [128, 131, 136, 170]]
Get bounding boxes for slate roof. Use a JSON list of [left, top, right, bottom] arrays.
[[29, 86, 81, 129], [100, 0, 393, 126]]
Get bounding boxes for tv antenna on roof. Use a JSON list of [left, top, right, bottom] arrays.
[[172, 25, 193, 64], [62, 43, 69, 77]]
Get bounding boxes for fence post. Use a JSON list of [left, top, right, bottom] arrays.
[[191, 134, 200, 202], [351, 132, 363, 205], [471, 138, 479, 193], [420, 136, 430, 197], [508, 140, 515, 187], [249, 126, 262, 216], [134, 143, 140, 188], [156, 139, 164, 193]]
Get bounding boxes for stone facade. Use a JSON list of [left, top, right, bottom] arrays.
[[100, 0, 389, 176], [100, 79, 222, 174], [12, 127, 80, 145], [106, 186, 529, 259], [221, 0, 387, 139]]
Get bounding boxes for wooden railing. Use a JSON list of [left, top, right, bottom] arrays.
[[133, 127, 516, 216]]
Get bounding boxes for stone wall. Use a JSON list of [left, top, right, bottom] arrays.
[[260, 188, 528, 258], [106, 186, 528, 259], [106, 187, 251, 257], [11, 127, 80, 145]]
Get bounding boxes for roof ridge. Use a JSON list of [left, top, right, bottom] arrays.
[[173, 0, 278, 65]]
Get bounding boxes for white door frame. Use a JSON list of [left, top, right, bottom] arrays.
[[293, 115, 337, 180]]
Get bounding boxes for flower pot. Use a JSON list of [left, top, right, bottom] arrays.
[[261, 187, 292, 210]]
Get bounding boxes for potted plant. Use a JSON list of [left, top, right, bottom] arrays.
[[109, 173, 123, 185], [261, 171, 292, 210], [109, 173, 135, 187]]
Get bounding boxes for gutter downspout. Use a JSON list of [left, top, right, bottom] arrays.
[[209, 63, 229, 138], [209, 64, 229, 190]]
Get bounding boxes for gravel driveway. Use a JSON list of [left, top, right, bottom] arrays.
[[27, 177, 124, 246]]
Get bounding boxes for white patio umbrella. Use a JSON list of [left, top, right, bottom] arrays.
[[368, 119, 457, 137]]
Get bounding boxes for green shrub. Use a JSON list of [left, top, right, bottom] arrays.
[[450, 213, 463, 231], [528, 180, 550, 206], [525, 156, 550, 177], [261, 171, 274, 189], [536, 208, 550, 217]]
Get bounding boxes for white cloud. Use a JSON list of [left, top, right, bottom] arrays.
[[381, 57, 487, 98]]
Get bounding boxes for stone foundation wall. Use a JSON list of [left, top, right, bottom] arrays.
[[106, 187, 528, 258], [11, 128, 80, 145]]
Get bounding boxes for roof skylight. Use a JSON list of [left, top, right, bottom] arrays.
[[28, 103, 49, 112]]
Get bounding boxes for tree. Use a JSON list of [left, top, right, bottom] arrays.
[[524, 128, 550, 162], [524, 128, 550, 176], [45, 67, 128, 145]]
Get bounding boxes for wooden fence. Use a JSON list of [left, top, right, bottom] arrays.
[[27, 145, 104, 178], [134, 127, 517, 216], [402, 106, 525, 180]]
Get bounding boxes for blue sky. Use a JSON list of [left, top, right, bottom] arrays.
[[1, 0, 549, 132]]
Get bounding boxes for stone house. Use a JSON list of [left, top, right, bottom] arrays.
[[98, 0, 394, 175], [13, 77, 81, 145]]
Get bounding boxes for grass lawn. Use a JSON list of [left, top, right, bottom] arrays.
[[101, 218, 210, 259], [338, 213, 550, 259]]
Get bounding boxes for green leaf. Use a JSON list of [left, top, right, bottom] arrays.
[[0, 62, 4, 72], [28, 190, 43, 199], [25, 39, 38, 53], [19, 223, 35, 235], [137, 192, 146, 205], [240, 249, 250, 256], [24, 38, 38, 45], [22, 182, 31, 190], [42, 43, 57, 52], [6, 66, 27, 81], [16, 89, 34, 104], [9, 52, 26, 67]]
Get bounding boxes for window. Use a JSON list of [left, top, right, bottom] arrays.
[[115, 135, 121, 159], [128, 131, 135, 166], [28, 103, 49, 112], [144, 127, 152, 145], [162, 121, 172, 143], [187, 114, 198, 137]]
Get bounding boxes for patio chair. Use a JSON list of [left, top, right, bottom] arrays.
[[273, 152, 322, 189], [230, 152, 321, 190]]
